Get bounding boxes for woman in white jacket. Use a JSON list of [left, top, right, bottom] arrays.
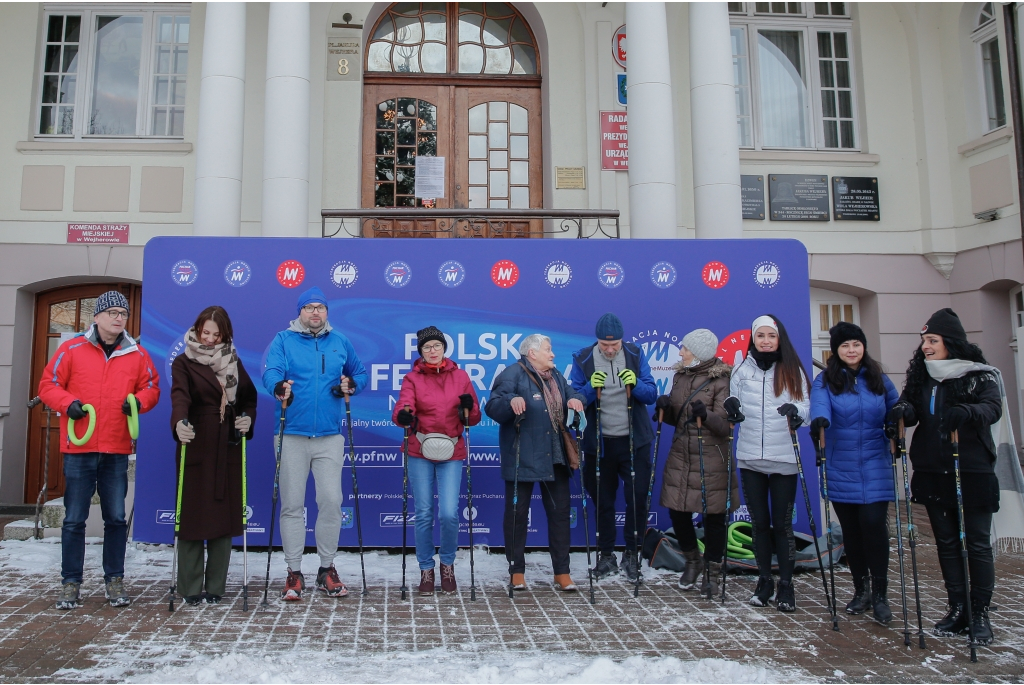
[[724, 315, 810, 612]]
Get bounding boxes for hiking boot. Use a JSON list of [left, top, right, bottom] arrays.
[[440, 564, 457, 594], [701, 560, 721, 599], [934, 602, 969, 636], [749, 576, 775, 607], [184, 595, 204, 606], [969, 599, 993, 646], [871, 577, 892, 625], [591, 552, 619, 580], [776, 579, 795, 613], [105, 577, 130, 608], [678, 548, 703, 590], [282, 568, 305, 601], [56, 582, 81, 610], [316, 565, 349, 597], [418, 569, 435, 596], [510, 573, 526, 590], [845, 575, 871, 615], [622, 552, 640, 583], [554, 574, 577, 591]]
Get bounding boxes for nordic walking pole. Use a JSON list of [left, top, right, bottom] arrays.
[[344, 392, 369, 596], [898, 419, 927, 648], [400, 417, 411, 600], [952, 430, 978, 663], [888, 430, 910, 645], [625, 383, 641, 598], [643, 408, 664, 598], [509, 411, 525, 599], [789, 425, 837, 625], [262, 401, 288, 608], [593, 387, 603, 583], [241, 412, 249, 612], [463, 406, 477, 601], [817, 428, 840, 631], [721, 423, 734, 604], [696, 415, 710, 599], [170, 419, 189, 612], [573, 412, 595, 605]]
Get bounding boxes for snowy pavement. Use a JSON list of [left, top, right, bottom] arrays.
[[0, 513, 1022, 683]]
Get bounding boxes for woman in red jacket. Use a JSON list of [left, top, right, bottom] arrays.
[[392, 326, 481, 596]]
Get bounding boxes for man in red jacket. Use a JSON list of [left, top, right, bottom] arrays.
[[39, 291, 160, 610]]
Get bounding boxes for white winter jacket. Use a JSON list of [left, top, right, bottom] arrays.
[[728, 355, 810, 464]]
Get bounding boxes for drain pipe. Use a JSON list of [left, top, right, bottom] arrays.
[[1003, 3, 1024, 267]]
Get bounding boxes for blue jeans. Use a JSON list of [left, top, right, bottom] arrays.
[[61, 453, 129, 584], [408, 456, 463, 570]]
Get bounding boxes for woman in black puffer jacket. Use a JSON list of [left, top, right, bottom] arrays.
[[888, 309, 1001, 645]]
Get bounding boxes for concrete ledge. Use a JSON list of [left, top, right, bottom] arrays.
[[957, 127, 1013, 157], [16, 141, 193, 155], [739, 150, 880, 166]]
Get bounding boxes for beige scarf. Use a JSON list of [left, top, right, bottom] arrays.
[[183, 327, 239, 421]]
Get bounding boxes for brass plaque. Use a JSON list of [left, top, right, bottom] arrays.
[[555, 166, 586, 190]]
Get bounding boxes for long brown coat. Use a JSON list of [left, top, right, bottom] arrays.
[[169, 354, 257, 541], [658, 358, 739, 515]]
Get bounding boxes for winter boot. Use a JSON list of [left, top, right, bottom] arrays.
[[56, 582, 81, 610], [510, 573, 526, 590], [282, 568, 305, 601], [749, 575, 775, 607], [591, 552, 618, 579], [934, 601, 969, 636], [418, 569, 435, 596], [184, 594, 204, 606], [105, 577, 130, 608], [701, 561, 721, 598], [845, 575, 871, 615], [204, 593, 222, 604], [440, 563, 457, 594], [776, 579, 796, 613], [678, 548, 703, 590], [622, 552, 640, 583], [969, 599, 993, 646], [871, 577, 892, 624], [316, 565, 349, 597], [554, 574, 577, 591]]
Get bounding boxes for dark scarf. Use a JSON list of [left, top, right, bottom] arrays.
[[534, 365, 565, 434], [749, 348, 780, 371]]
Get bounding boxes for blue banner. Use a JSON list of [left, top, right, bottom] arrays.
[[135, 237, 815, 548]]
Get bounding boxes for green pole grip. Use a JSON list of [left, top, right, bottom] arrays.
[[126, 394, 140, 440], [67, 404, 96, 446]]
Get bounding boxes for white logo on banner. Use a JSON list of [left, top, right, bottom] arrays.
[[545, 260, 572, 288]]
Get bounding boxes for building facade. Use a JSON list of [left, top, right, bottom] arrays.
[[1, 1, 1023, 504]]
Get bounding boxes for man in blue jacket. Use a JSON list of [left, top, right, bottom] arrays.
[[262, 286, 368, 601], [570, 313, 657, 582]]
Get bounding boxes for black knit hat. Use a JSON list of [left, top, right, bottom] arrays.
[[921, 308, 967, 342], [416, 326, 447, 355], [829, 321, 867, 356]]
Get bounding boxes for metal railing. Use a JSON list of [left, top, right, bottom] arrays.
[[321, 208, 620, 239]]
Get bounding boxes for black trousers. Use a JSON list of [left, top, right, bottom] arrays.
[[582, 436, 653, 554], [670, 510, 727, 563], [831, 501, 890, 582], [740, 469, 798, 582], [504, 465, 572, 575], [925, 503, 995, 606]]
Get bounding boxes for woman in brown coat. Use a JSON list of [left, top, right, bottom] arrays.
[[656, 329, 738, 597], [170, 306, 257, 605]]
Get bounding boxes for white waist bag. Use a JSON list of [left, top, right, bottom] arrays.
[[416, 432, 459, 462]]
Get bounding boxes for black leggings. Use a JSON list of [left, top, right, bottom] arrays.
[[831, 501, 890, 582], [740, 469, 797, 582], [670, 510, 727, 563]]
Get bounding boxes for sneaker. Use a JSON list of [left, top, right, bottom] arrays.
[[510, 573, 526, 590], [315, 565, 349, 598], [105, 577, 130, 608], [184, 595, 204, 606], [776, 579, 795, 612], [622, 553, 640, 583], [591, 552, 619, 580], [554, 574, 577, 591], [440, 564, 457, 594], [749, 576, 775, 607], [419, 569, 435, 596], [871, 577, 892, 625], [934, 603, 969, 636], [282, 569, 305, 601], [845, 576, 870, 615], [969, 599, 993, 646], [57, 582, 81, 610], [678, 548, 703, 590]]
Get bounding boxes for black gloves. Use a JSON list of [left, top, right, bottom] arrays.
[[778, 403, 802, 430], [66, 400, 87, 420], [396, 408, 415, 427], [330, 384, 346, 398], [690, 399, 708, 421], [121, 398, 134, 416], [655, 395, 671, 410], [884, 423, 898, 441], [723, 397, 745, 424], [887, 402, 915, 426], [809, 417, 830, 435], [944, 405, 970, 433], [459, 394, 474, 411]]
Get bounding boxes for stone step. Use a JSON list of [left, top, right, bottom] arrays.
[[2, 518, 59, 541]]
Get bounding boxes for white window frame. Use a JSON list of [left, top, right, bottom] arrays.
[[730, 3, 860, 152], [809, 287, 860, 374], [971, 8, 1007, 134], [35, 4, 190, 141]]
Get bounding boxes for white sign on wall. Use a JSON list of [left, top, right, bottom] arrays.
[[415, 156, 445, 199]]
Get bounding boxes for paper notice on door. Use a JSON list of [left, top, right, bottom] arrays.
[[415, 156, 445, 199]]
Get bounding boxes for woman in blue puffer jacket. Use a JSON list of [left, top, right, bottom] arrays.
[[810, 322, 899, 625]]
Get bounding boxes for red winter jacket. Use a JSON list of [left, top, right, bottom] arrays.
[[39, 326, 161, 455], [392, 358, 481, 460]]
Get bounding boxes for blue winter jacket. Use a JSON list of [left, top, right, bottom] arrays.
[[810, 367, 899, 504], [261, 320, 369, 437]]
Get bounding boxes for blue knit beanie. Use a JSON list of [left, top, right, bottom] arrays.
[[296, 286, 328, 314], [94, 290, 129, 316], [595, 313, 623, 341]]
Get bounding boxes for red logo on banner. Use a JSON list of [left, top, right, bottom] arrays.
[[491, 260, 519, 288], [277, 260, 305, 288], [601, 112, 628, 171], [717, 330, 749, 367], [702, 261, 730, 289]]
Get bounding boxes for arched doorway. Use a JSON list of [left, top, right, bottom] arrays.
[[363, 2, 542, 236], [25, 283, 141, 503]]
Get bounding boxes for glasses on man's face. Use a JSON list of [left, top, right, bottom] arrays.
[[105, 310, 129, 320], [421, 343, 445, 353], [302, 305, 327, 314]]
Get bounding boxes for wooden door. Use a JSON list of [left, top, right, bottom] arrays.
[[25, 283, 141, 503]]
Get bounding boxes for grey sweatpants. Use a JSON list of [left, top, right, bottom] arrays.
[[278, 433, 346, 570]]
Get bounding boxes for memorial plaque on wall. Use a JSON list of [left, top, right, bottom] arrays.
[[768, 174, 830, 221], [741, 175, 765, 220], [832, 176, 880, 221], [326, 33, 361, 82]]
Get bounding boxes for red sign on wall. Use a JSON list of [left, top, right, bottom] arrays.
[[67, 223, 130, 244], [600, 111, 628, 171]]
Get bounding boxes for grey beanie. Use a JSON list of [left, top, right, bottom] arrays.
[[681, 329, 718, 363], [94, 290, 130, 316]]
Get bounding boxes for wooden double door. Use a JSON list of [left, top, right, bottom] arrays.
[[362, 83, 542, 237]]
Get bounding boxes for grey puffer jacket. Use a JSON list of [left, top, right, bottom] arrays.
[[729, 354, 810, 464]]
